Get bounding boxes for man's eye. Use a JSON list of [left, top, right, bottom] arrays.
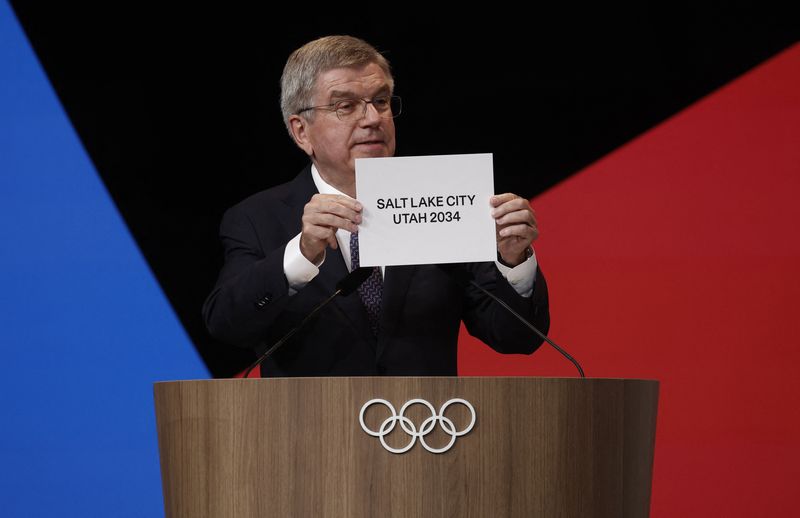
[[373, 97, 390, 109], [335, 100, 357, 112]]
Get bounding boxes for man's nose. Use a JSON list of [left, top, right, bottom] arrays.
[[360, 101, 382, 125]]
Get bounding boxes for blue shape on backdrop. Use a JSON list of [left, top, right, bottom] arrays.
[[0, 2, 209, 516]]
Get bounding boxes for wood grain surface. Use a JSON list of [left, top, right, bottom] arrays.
[[154, 377, 658, 517]]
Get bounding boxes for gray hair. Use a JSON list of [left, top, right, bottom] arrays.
[[280, 35, 393, 135]]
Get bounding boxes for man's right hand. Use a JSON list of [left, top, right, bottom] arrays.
[[299, 194, 362, 265]]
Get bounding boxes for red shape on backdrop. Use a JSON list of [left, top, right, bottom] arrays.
[[459, 44, 800, 516]]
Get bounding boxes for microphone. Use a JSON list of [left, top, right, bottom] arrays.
[[242, 267, 373, 378], [336, 265, 374, 295], [440, 263, 585, 378]]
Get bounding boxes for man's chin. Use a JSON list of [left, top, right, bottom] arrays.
[[352, 142, 392, 157]]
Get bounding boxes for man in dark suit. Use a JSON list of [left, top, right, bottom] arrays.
[[203, 35, 549, 376]]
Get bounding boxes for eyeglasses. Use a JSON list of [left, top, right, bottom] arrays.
[[296, 95, 402, 122]]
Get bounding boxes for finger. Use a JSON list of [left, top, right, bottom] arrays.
[[489, 193, 517, 207], [498, 223, 537, 239], [494, 208, 536, 227], [302, 224, 336, 244], [491, 197, 532, 219], [300, 226, 337, 263], [307, 198, 363, 225], [305, 226, 339, 250], [304, 212, 359, 233], [334, 194, 363, 212], [309, 194, 363, 214]]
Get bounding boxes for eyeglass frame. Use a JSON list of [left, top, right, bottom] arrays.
[[295, 95, 402, 121]]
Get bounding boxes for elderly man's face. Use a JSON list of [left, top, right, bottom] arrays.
[[294, 62, 396, 182]]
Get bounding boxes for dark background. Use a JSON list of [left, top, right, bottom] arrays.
[[10, 2, 797, 376]]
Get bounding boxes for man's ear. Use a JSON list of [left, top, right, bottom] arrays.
[[288, 115, 314, 156]]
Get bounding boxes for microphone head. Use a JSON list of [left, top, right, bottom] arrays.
[[337, 267, 373, 295]]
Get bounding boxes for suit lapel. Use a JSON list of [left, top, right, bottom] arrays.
[[277, 164, 315, 237], [279, 165, 377, 351]]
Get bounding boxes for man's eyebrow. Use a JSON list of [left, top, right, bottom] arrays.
[[328, 90, 357, 100], [328, 86, 391, 100]]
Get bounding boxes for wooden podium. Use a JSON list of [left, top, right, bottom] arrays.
[[154, 377, 658, 517]]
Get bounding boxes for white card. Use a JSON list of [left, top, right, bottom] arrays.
[[355, 153, 496, 267]]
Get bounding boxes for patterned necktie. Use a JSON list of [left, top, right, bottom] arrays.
[[349, 232, 383, 336]]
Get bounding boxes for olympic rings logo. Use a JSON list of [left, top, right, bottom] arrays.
[[358, 398, 476, 454]]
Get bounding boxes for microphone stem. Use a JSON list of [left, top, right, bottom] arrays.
[[469, 280, 585, 378], [242, 288, 342, 378]]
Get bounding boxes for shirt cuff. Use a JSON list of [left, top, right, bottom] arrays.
[[494, 247, 538, 298], [283, 232, 323, 295]]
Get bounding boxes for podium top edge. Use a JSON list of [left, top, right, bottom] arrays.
[[154, 376, 660, 385]]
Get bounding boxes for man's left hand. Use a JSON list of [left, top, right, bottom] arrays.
[[490, 193, 539, 267]]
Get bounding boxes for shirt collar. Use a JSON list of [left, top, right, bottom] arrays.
[[310, 164, 352, 198]]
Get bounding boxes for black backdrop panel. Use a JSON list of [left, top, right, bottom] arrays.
[[10, 3, 797, 375]]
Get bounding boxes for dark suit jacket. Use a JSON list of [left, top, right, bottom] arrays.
[[202, 165, 550, 376]]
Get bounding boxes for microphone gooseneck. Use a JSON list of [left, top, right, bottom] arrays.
[[467, 278, 585, 378], [242, 267, 374, 379]]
